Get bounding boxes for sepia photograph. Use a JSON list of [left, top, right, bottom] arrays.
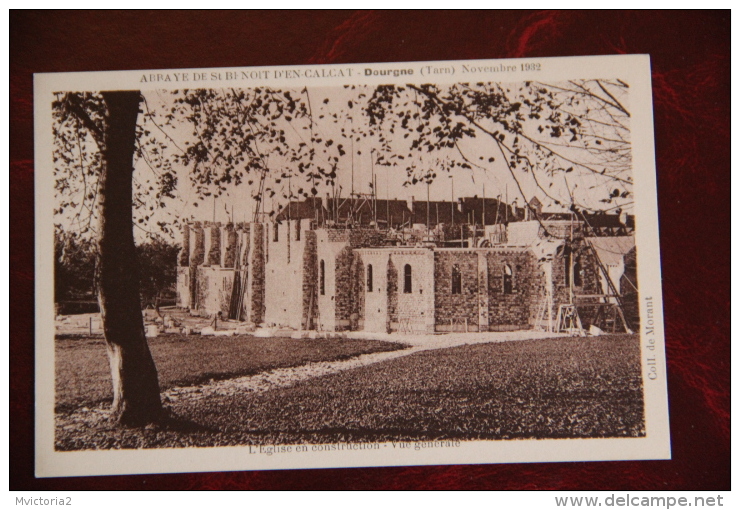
[[35, 56, 669, 476]]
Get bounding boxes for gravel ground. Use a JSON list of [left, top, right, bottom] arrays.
[[163, 329, 566, 402]]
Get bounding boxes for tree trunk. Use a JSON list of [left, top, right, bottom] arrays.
[[97, 91, 162, 426]]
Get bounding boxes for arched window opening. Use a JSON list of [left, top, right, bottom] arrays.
[[367, 264, 373, 293], [573, 257, 583, 287], [404, 264, 412, 294], [503, 264, 513, 294], [320, 259, 325, 296], [451, 264, 462, 294]]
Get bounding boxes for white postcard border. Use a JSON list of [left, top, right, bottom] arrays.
[[35, 54, 670, 478]]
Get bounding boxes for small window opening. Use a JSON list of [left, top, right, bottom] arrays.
[[320, 259, 325, 295], [367, 264, 373, 292], [451, 264, 462, 294], [503, 264, 513, 294], [404, 264, 412, 294], [573, 257, 583, 287]]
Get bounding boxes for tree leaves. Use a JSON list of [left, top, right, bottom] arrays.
[[55, 78, 632, 243], [362, 80, 632, 210]]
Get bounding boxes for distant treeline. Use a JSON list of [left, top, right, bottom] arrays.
[[55, 230, 179, 312]]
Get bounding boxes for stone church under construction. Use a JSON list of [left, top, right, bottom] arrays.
[[176, 196, 637, 334]]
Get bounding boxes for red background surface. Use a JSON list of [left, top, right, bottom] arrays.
[[10, 11, 730, 490]]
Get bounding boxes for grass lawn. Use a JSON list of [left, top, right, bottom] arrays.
[[55, 334, 644, 449], [55, 334, 406, 412]]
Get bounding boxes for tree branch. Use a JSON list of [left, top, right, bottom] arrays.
[[407, 84, 633, 186], [595, 80, 630, 117], [63, 93, 104, 149], [141, 95, 186, 154]]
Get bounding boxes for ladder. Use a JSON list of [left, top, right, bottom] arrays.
[[303, 285, 315, 331], [584, 240, 633, 334], [572, 300, 623, 334], [227, 231, 249, 322], [227, 232, 242, 320], [534, 297, 554, 332], [555, 304, 585, 336]]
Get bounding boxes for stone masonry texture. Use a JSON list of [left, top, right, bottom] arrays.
[[177, 221, 624, 334]]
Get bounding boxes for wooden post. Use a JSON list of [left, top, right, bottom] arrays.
[[477, 251, 489, 332], [451, 176, 454, 227], [426, 181, 430, 235], [483, 184, 486, 229]]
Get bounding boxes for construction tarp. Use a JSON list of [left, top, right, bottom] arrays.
[[587, 237, 635, 267]]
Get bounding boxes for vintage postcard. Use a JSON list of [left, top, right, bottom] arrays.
[[35, 55, 669, 477]]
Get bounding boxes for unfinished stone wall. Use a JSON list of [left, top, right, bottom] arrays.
[[350, 252, 365, 330], [194, 266, 208, 312], [190, 223, 205, 266], [316, 230, 339, 331], [552, 242, 602, 308], [486, 249, 545, 330], [333, 246, 357, 331], [189, 222, 235, 317], [192, 266, 234, 316], [354, 249, 391, 333], [543, 221, 585, 240], [348, 229, 386, 248], [322, 227, 385, 247], [176, 266, 190, 308], [398, 227, 431, 246], [178, 224, 190, 266], [218, 270, 234, 314], [324, 228, 390, 331], [240, 224, 251, 267], [620, 247, 639, 329], [387, 255, 398, 327], [280, 221, 291, 264], [552, 243, 602, 328], [316, 228, 381, 332], [206, 223, 222, 266], [176, 224, 191, 308], [223, 224, 237, 268], [189, 223, 205, 310], [326, 229, 349, 243], [301, 230, 318, 330], [386, 249, 435, 334], [175, 221, 272, 321], [234, 224, 251, 321], [177, 218, 613, 333], [265, 219, 308, 329], [249, 223, 266, 325], [434, 250, 480, 331]]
